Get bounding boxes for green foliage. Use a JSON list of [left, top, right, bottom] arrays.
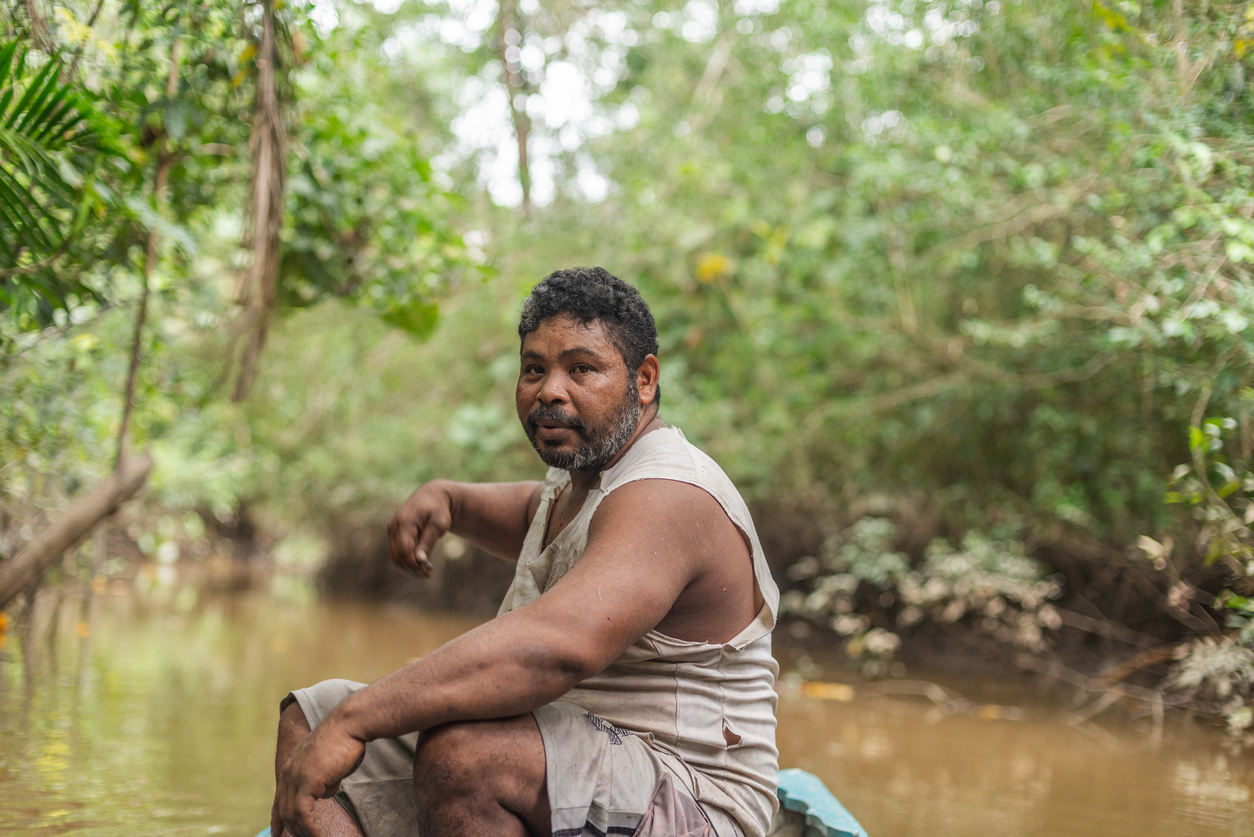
[[0, 2, 473, 554], [0, 325, 119, 504], [281, 21, 485, 335], [414, 0, 1254, 730], [4, 0, 1254, 738], [0, 40, 121, 326]]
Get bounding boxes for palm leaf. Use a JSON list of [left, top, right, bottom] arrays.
[[5, 58, 58, 129], [33, 95, 83, 145], [0, 43, 24, 116], [0, 42, 100, 275], [0, 175, 58, 252]]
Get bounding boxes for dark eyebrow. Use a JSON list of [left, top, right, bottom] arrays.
[[519, 346, 610, 362], [561, 346, 607, 361]]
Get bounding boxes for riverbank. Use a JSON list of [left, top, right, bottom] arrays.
[[20, 509, 1234, 743], [311, 514, 1224, 741]]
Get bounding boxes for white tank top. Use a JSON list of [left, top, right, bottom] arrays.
[[498, 427, 781, 837]]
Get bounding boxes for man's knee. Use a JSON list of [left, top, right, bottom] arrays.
[[413, 715, 544, 799], [276, 699, 312, 771], [279, 699, 311, 738], [414, 716, 548, 836], [414, 722, 494, 793], [275, 700, 312, 786]]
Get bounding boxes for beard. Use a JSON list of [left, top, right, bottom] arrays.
[[524, 383, 642, 473]]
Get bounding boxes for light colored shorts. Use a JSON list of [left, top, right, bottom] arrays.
[[284, 679, 743, 837]]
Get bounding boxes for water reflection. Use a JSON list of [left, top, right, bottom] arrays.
[[1, 576, 482, 836], [1, 575, 1251, 837], [778, 680, 1254, 837]]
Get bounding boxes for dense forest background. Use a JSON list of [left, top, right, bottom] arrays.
[[3, 0, 1254, 739]]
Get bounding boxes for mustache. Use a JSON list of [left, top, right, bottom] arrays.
[[528, 405, 588, 434]]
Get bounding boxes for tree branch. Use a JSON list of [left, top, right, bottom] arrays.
[[117, 36, 180, 467], [0, 453, 151, 609], [232, 0, 288, 401], [497, 0, 531, 216]]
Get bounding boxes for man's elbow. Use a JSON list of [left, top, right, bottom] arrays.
[[519, 640, 603, 685], [554, 651, 599, 681]]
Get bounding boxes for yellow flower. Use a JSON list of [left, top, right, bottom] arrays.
[[695, 252, 732, 284]]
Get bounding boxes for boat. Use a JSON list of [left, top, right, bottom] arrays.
[[253, 768, 867, 837], [771, 769, 868, 837]]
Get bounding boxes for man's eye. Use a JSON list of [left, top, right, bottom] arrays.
[[572, 364, 592, 374]]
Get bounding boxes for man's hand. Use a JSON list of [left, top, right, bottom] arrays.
[[271, 715, 367, 837], [387, 482, 455, 578]]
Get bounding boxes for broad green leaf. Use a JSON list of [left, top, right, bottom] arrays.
[[380, 300, 440, 338]]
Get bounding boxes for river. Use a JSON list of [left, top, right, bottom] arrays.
[[0, 570, 1250, 836]]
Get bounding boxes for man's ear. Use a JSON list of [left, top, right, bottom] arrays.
[[637, 355, 660, 405]]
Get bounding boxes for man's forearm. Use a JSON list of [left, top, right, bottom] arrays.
[[330, 608, 592, 742], [438, 479, 541, 560]]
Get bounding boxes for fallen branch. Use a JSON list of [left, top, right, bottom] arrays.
[[1098, 645, 1176, 684], [940, 620, 1222, 715], [1056, 606, 1160, 646], [855, 679, 1026, 720], [1066, 685, 1125, 725], [798, 678, 1026, 720], [0, 454, 152, 609], [1010, 651, 1209, 712]]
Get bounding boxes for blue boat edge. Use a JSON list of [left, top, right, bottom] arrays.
[[252, 768, 866, 837], [775, 767, 869, 837]]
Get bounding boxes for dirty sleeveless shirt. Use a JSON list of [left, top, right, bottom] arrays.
[[497, 427, 781, 837]]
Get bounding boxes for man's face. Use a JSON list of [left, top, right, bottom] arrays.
[[516, 314, 642, 473]]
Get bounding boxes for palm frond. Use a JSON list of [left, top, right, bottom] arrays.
[[0, 41, 100, 285]]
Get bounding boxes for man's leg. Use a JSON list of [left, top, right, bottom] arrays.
[[413, 714, 550, 837], [276, 700, 366, 837]]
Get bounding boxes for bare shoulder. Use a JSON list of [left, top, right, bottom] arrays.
[[590, 478, 732, 544], [590, 478, 758, 643]]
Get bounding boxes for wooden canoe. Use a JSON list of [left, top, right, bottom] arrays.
[[253, 768, 867, 837], [771, 769, 867, 837]]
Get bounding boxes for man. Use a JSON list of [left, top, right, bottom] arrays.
[[272, 267, 780, 837]]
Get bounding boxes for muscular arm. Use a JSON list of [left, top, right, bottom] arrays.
[[276, 480, 721, 835], [388, 479, 543, 574], [359, 479, 705, 737]]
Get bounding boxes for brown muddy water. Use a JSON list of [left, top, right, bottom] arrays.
[[0, 571, 1250, 837]]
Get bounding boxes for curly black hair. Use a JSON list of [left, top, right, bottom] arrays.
[[518, 266, 660, 404]]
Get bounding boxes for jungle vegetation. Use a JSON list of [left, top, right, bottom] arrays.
[[3, 0, 1254, 739]]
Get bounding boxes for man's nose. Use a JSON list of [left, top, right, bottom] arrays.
[[538, 372, 569, 403]]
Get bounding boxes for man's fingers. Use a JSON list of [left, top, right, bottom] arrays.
[[392, 522, 431, 577], [295, 793, 322, 837], [388, 485, 456, 577], [270, 798, 284, 837], [388, 516, 418, 570], [393, 527, 432, 576], [412, 524, 443, 577]]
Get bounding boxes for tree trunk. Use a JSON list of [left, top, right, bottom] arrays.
[[117, 37, 181, 467], [232, 0, 288, 401], [0, 454, 152, 609], [497, 0, 532, 215]]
